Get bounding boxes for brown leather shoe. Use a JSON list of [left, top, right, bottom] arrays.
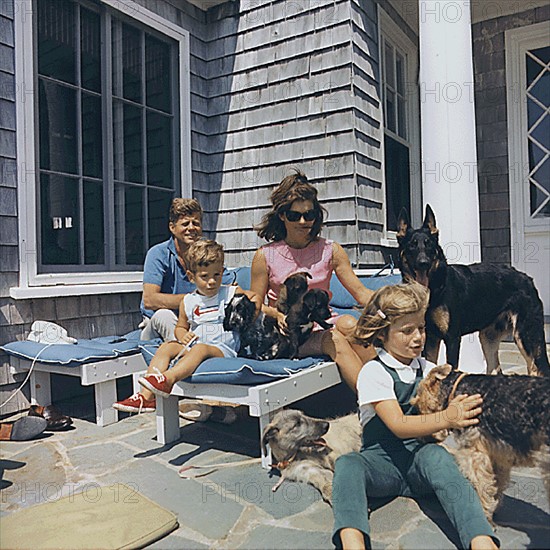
[[28, 405, 73, 431]]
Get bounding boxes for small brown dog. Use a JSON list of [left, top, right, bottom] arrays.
[[262, 409, 361, 504], [411, 364, 550, 521]]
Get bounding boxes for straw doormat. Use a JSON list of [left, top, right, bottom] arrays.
[[0, 483, 178, 550]]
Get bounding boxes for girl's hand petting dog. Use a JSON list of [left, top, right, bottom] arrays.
[[444, 394, 483, 430]]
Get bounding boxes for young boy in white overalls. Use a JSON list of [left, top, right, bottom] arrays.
[[138, 239, 260, 398]]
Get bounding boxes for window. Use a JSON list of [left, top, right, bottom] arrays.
[[37, 0, 178, 272], [13, 0, 191, 297], [378, 9, 420, 235]]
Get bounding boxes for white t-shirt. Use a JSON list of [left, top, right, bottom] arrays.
[[357, 349, 436, 427]]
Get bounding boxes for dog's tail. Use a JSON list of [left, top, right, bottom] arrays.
[[512, 283, 550, 377]]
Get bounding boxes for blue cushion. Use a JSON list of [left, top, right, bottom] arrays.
[[139, 343, 325, 385], [1, 331, 146, 367], [329, 273, 402, 309]]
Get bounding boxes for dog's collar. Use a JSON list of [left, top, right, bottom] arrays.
[[447, 370, 470, 405], [272, 454, 296, 471]]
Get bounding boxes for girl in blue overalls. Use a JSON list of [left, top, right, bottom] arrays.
[[332, 282, 499, 550]]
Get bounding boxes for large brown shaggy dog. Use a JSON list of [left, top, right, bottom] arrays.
[[262, 409, 361, 504], [411, 364, 550, 521]]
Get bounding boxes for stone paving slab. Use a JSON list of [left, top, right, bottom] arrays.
[[1, 399, 550, 549]]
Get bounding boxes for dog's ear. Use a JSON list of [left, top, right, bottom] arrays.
[[423, 205, 438, 236], [432, 364, 452, 380], [261, 425, 279, 456], [396, 208, 409, 239]]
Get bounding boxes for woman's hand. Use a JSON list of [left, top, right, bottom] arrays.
[[277, 311, 289, 334], [444, 394, 483, 430]]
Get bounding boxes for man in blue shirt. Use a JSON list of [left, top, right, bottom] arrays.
[[139, 198, 235, 341], [139, 198, 204, 341]]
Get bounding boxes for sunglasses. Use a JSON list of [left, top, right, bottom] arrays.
[[284, 209, 317, 222]]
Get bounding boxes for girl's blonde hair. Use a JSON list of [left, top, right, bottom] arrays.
[[354, 282, 430, 347]]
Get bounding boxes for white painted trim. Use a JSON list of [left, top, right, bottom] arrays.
[[10, 282, 142, 300], [378, 6, 422, 232], [506, 21, 550, 248], [13, 0, 192, 294]]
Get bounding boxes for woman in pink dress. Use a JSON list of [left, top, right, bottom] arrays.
[[251, 170, 376, 390]]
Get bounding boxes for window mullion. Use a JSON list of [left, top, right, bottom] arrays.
[[141, 30, 148, 256], [76, 4, 85, 266], [102, 9, 115, 269]]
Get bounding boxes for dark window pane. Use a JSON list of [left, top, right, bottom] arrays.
[[113, 101, 143, 182], [84, 180, 105, 264], [40, 173, 80, 265], [526, 54, 544, 87], [81, 8, 101, 92], [396, 52, 405, 95], [147, 112, 172, 188], [384, 41, 395, 89], [532, 159, 549, 193], [384, 135, 411, 231], [38, 0, 76, 84], [530, 114, 549, 150], [527, 98, 544, 127], [148, 189, 173, 247], [530, 180, 550, 217], [531, 46, 550, 66], [39, 80, 77, 174], [397, 97, 406, 140], [529, 70, 549, 108], [146, 35, 171, 112], [528, 138, 546, 169], [122, 24, 142, 102], [82, 93, 103, 178], [385, 90, 396, 133], [115, 185, 144, 265]]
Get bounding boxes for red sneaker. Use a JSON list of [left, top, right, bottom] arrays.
[[113, 393, 156, 413], [138, 371, 174, 398]]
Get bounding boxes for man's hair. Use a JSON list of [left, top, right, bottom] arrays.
[[186, 239, 224, 273], [169, 198, 203, 224], [354, 282, 430, 347]]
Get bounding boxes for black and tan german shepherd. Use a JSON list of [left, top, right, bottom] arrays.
[[397, 205, 549, 376]]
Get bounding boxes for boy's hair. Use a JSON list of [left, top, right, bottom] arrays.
[[354, 282, 430, 347], [186, 239, 224, 273], [169, 198, 203, 224], [255, 169, 327, 242]]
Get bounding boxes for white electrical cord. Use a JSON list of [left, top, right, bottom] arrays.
[[0, 342, 55, 410]]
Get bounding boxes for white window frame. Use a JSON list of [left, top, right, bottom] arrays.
[[12, 0, 192, 299], [377, 7, 421, 246], [506, 22, 550, 238]]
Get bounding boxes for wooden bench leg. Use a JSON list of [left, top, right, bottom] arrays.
[[156, 395, 180, 444], [258, 412, 272, 470], [95, 380, 118, 427], [31, 371, 52, 406]]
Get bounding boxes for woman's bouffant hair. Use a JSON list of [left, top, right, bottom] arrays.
[[186, 239, 224, 273], [255, 169, 327, 242], [354, 282, 430, 347], [169, 198, 203, 224]]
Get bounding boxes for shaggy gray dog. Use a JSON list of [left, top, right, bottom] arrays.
[[262, 409, 361, 504]]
